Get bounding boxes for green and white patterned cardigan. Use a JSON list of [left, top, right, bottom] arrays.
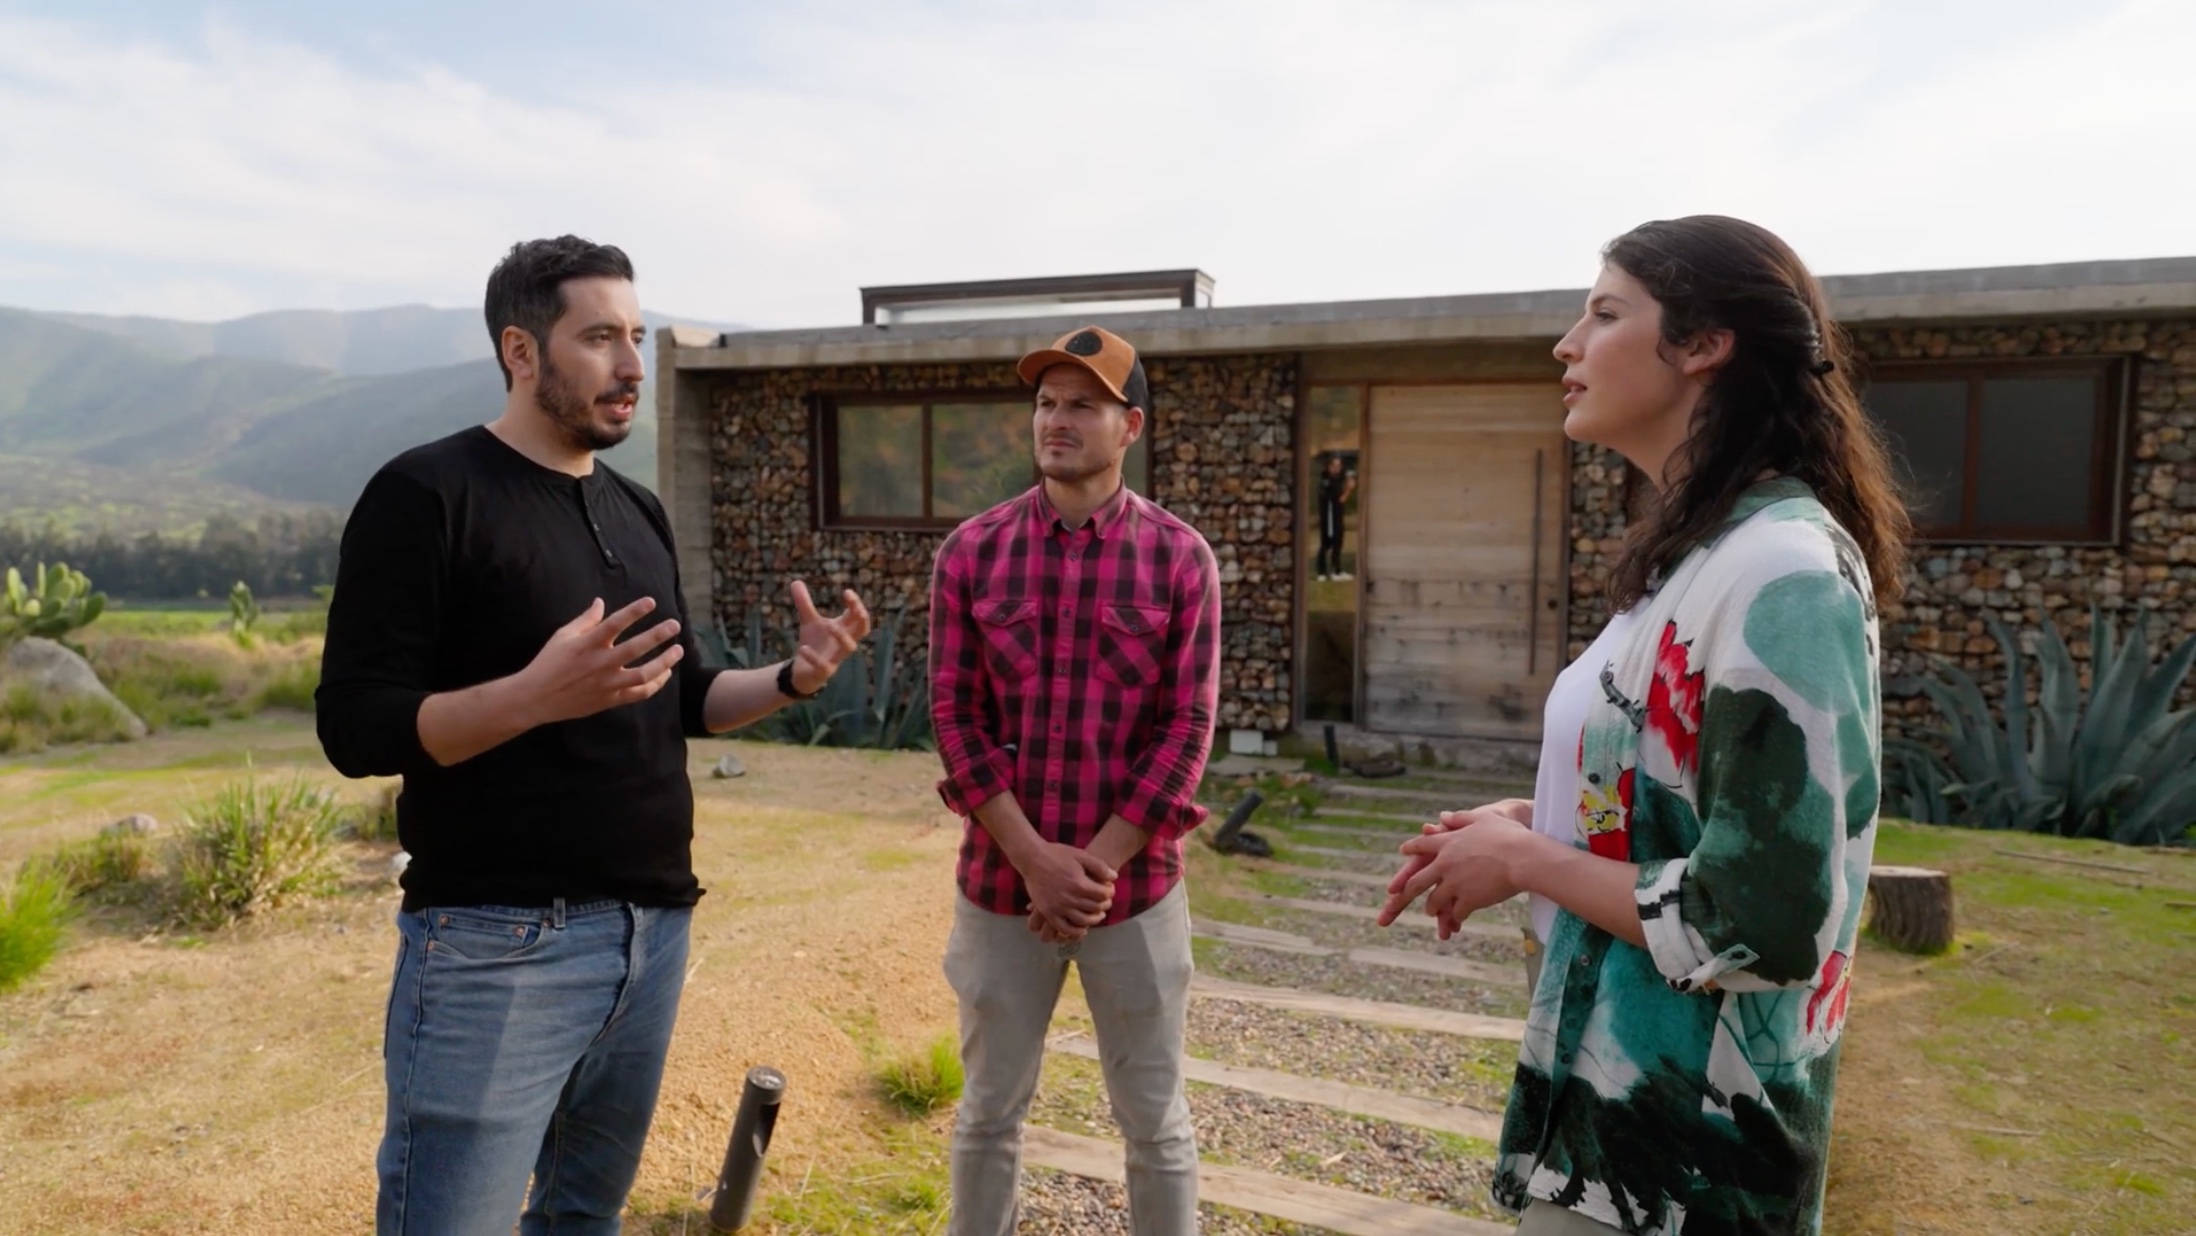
[[1495, 478, 1882, 1235]]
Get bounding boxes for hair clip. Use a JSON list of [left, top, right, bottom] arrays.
[[1810, 358, 1836, 377]]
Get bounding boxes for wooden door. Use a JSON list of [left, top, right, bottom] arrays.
[[1360, 384, 1569, 740]]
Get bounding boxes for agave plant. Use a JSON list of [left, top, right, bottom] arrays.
[[707, 604, 933, 752], [1886, 606, 2196, 846]]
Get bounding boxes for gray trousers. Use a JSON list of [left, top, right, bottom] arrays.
[[1519, 1200, 1627, 1233], [943, 882, 1198, 1236]]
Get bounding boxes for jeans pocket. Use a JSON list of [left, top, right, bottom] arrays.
[[425, 906, 547, 962]]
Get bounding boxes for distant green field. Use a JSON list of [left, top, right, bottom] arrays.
[[96, 600, 320, 639], [96, 609, 229, 637]]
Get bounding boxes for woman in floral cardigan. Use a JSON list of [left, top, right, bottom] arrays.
[[1379, 216, 1911, 1235]]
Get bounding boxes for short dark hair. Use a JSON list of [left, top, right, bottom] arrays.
[[483, 236, 635, 390]]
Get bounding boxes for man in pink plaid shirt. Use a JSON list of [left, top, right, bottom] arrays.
[[929, 324, 1221, 1236]]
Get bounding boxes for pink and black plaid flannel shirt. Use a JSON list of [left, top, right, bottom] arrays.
[[930, 485, 1221, 925]]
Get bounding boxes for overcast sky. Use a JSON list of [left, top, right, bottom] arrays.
[[3, 0, 2192, 327]]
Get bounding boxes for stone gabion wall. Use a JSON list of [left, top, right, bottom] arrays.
[[1853, 319, 2196, 738], [1553, 319, 2196, 740], [705, 354, 1297, 732], [1565, 443, 1634, 660]]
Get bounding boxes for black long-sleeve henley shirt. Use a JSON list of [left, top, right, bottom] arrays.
[[315, 426, 724, 912]]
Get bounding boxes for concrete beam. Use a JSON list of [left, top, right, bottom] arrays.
[[653, 328, 716, 629], [669, 255, 2196, 373]]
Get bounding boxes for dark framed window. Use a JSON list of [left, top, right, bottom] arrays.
[[816, 393, 1152, 530], [1861, 359, 2125, 543]]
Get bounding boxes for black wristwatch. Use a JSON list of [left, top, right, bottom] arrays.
[[776, 659, 823, 701]]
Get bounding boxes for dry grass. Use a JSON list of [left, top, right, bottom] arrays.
[[2, 726, 2190, 1233], [0, 723, 965, 1234], [82, 631, 320, 732]]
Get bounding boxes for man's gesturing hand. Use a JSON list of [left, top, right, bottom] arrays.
[[1020, 842, 1116, 935], [787, 580, 873, 695], [519, 597, 684, 725]]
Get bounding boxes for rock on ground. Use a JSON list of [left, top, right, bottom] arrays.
[[1, 636, 148, 738]]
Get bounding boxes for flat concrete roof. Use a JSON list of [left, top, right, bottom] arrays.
[[668, 255, 2196, 371]]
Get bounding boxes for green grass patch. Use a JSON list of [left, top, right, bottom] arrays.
[[343, 782, 401, 844], [0, 866, 76, 991], [82, 631, 322, 734], [760, 1126, 950, 1235], [23, 828, 152, 899], [254, 658, 318, 712], [1859, 824, 2196, 1228], [859, 846, 921, 873], [0, 683, 140, 754], [875, 1034, 964, 1117], [96, 609, 228, 638]]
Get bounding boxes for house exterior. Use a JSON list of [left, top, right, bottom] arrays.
[[656, 258, 2196, 767]]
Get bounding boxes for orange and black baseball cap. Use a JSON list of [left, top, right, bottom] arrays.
[[1016, 325, 1150, 410]]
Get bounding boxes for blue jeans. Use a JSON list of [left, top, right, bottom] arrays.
[[377, 899, 692, 1236]]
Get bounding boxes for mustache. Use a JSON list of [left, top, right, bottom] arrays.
[[594, 383, 641, 405]]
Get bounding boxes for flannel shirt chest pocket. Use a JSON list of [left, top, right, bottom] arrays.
[[1095, 602, 1171, 690], [973, 597, 1039, 679]]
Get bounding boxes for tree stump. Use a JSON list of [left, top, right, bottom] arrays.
[[1867, 865, 1955, 954]]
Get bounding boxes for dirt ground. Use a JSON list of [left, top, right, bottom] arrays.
[[0, 721, 969, 1233], [4, 720, 2190, 1233]]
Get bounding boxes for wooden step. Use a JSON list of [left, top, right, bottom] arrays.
[[1190, 976, 1527, 1042], [1311, 809, 1433, 826], [1022, 1126, 1516, 1236], [1257, 893, 1522, 942], [1324, 783, 1486, 808], [1290, 843, 1406, 866], [1194, 919, 1525, 987], [1051, 1031, 1503, 1141], [1293, 821, 1418, 843], [1253, 860, 1395, 889]]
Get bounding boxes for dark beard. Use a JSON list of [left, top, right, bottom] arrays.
[[1037, 455, 1111, 484], [536, 354, 636, 453]]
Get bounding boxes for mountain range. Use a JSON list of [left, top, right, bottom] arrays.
[[0, 302, 738, 534]]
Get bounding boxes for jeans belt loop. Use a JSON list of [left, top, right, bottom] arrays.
[[551, 897, 567, 931]]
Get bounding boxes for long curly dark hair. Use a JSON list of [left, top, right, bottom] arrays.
[[1602, 215, 1910, 609]]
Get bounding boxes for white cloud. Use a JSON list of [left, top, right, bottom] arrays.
[[0, 1, 2191, 326]]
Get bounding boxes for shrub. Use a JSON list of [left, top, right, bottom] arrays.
[[171, 777, 344, 929], [876, 1034, 964, 1116], [346, 783, 402, 844], [87, 635, 318, 731], [0, 867, 75, 991], [25, 830, 151, 899], [227, 580, 262, 650], [0, 684, 139, 754], [257, 658, 319, 712], [710, 606, 933, 751], [1886, 606, 2196, 846]]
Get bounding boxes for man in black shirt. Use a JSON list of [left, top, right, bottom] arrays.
[[1315, 452, 1356, 581], [317, 235, 872, 1236]]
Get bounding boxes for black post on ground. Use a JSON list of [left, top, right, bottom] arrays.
[[1208, 790, 1272, 858], [709, 1066, 787, 1232]]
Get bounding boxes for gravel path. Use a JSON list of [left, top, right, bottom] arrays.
[[1195, 939, 1531, 1020], [1183, 997, 1518, 1112], [1029, 1056, 1504, 1221], [1019, 1171, 1310, 1235]]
